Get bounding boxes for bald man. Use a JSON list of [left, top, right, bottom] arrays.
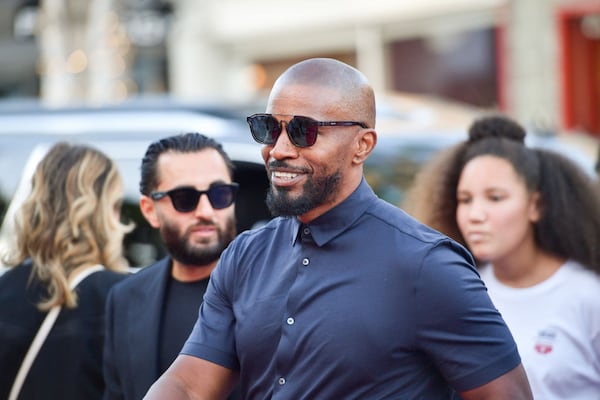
[[144, 58, 532, 400]]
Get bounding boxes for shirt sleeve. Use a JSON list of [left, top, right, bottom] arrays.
[[414, 239, 521, 392]]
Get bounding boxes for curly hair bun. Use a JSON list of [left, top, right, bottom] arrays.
[[467, 115, 526, 144]]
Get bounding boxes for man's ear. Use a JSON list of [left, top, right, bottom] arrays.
[[140, 195, 160, 228], [353, 129, 377, 165]]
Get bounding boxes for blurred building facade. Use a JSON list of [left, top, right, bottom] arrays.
[[1, 0, 599, 136]]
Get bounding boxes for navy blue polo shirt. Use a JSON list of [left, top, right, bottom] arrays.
[[182, 178, 520, 399]]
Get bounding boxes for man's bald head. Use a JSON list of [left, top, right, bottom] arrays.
[[270, 58, 376, 128]]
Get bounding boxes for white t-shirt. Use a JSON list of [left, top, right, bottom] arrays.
[[480, 260, 600, 400]]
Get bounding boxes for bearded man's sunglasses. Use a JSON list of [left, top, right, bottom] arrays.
[[150, 183, 239, 212], [247, 113, 368, 148]]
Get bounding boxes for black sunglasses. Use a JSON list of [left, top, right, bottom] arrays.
[[247, 113, 368, 148], [150, 183, 239, 212]]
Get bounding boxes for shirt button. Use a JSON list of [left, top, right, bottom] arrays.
[[287, 317, 295, 325], [302, 258, 309, 266], [303, 227, 310, 235], [278, 377, 286, 385]]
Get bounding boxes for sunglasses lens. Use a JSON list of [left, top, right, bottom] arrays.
[[288, 116, 318, 147], [248, 115, 281, 145], [162, 185, 238, 212], [168, 188, 200, 212], [207, 185, 238, 209], [248, 114, 318, 147]]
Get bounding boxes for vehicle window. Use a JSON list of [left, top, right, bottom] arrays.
[[365, 135, 461, 205]]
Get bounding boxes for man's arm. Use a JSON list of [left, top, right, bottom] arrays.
[[143, 355, 238, 400], [460, 364, 532, 400]]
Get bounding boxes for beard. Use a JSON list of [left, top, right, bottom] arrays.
[[160, 216, 236, 266], [266, 170, 342, 217]]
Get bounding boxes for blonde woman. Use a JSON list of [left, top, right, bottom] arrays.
[[0, 142, 133, 400]]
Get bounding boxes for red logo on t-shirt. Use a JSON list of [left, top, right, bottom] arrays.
[[534, 343, 553, 354], [533, 329, 556, 355]]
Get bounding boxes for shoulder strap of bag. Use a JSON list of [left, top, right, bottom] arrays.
[[8, 264, 105, 400]]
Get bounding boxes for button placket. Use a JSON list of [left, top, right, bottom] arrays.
[[276, 224, 316, 395]]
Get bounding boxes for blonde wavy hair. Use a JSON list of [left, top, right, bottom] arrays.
[[3, 142, 134, 310]]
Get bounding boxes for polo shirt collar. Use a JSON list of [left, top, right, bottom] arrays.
[[291, 178, 375, 247]]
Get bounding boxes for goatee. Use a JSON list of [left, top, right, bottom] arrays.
[[266, 172, 341, 217], [160, 218, 236, 266]]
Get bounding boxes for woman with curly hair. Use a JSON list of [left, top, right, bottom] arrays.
[[0, 142, 133, 399], [404, 115, 600, 399]]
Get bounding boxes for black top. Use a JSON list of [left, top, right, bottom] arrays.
[[158, 277, 209, 373], [0, 260, 127, 400]]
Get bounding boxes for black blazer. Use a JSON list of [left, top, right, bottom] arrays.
[[103, 257, 172, 400], [103, 257, 241, 400]]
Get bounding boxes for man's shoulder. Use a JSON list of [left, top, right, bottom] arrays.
[[366, 199, 450, 244], [222, 217, 292, 259], [111, 257, 171, 294], [236, 217, 289, 240]]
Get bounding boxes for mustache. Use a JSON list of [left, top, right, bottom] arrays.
[[268, 160, 292, 169], [189, 219, 216, 229]]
